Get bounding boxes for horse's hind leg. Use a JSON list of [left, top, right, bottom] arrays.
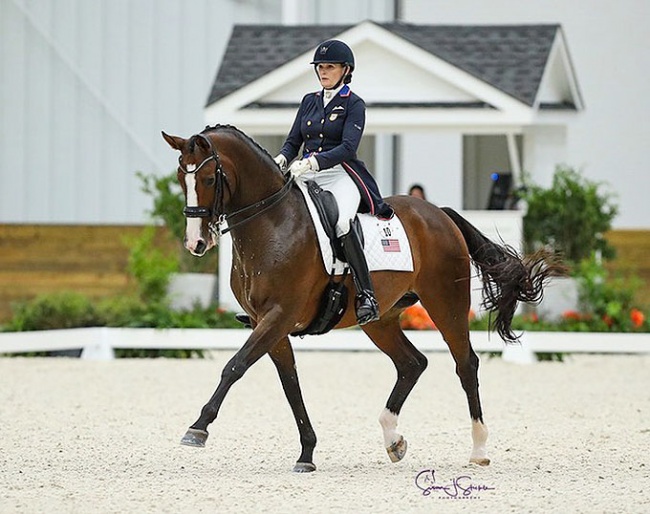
[[362, 316, 428, 463], [419, 294, 490, 466], [268, 337, 317, 473]]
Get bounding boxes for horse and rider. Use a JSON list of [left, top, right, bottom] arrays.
[[162, 39, 562, 472]]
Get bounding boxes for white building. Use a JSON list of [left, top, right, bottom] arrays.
[[1, 0, 647, 229]]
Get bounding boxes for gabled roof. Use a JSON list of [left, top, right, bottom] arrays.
[[207, 22, 577, 109]]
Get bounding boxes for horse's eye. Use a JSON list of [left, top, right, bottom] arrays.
[[204, 175, 216, 187]]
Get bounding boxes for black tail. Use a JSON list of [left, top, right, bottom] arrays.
[[441, 207, 565, 343]]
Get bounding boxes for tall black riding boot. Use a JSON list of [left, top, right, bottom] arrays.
[[340, 227, 380, 325]]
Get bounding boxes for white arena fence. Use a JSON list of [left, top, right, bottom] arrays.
[[0, 328, 648, 363]]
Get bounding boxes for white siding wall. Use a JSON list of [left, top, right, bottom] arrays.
[[400, 132, 463, 207], [402, 0, 650, 229], [283, 0, 394, 24], [0, 0, 281, 224], [4, 0, 648, 230]]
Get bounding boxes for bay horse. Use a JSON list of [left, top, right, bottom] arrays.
[[162, 125, 560, 473]]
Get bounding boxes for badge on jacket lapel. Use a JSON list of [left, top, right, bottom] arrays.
[[329, 105, 345, 121]]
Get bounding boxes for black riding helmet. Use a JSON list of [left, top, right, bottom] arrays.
[[310, 39, 355, 85]]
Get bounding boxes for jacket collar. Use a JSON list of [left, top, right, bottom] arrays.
[[315, 84, 351, 97]]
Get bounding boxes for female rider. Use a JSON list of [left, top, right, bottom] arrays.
[[274, 39, 394, 326]]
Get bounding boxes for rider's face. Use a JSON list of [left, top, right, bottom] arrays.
[[317, 63, 346, 89]]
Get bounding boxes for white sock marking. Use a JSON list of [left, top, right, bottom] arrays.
[[379, 408, 400, 448], [470, 419, 489, 461]]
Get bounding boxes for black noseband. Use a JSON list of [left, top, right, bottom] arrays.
[[183, 206, 212, 218]]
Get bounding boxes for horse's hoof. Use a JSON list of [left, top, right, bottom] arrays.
[[387, 436, 408, 463], [293, 462, 317, 473], [469, 457, 491, 466], [180, 428, 209, 447]]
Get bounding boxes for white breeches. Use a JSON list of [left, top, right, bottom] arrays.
[[301, 165, 361, 237]]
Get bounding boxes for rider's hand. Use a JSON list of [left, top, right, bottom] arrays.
[[288, 156, 319, 178], [288, 158, 312, 178], [274, 154, 287, 171]]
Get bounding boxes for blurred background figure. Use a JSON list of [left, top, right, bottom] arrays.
[[408, 184, 427, 201]]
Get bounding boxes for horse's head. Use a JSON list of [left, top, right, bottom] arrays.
[[162, 131, 227, 256], [163, 126, 290, 256]]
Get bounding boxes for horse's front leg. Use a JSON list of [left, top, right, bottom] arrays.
[[268, 337, 317, 472], [180, 315, 287, 448]]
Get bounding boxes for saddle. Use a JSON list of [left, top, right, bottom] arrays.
[[233, 180, 414, 335], [290, 180, 351, 336]]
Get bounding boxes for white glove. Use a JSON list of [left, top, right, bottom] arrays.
[[288, 156, 319, 178], [274, 154, 287, 170], [288, 158, 312, 178]]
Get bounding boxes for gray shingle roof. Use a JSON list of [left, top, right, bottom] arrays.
[[207, 22, 560, 108]]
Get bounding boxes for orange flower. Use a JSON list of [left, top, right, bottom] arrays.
[[630, 308, 645, 328], [602, 314, 614, 328], [562, 310, 583, 321], [400, 304, 436, 330], [522, 312, 539, 323], [468, 309, 476, 321]]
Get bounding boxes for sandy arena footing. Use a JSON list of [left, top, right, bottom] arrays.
[[1, 352, 648, 513]]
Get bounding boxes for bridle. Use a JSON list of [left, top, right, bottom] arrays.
[[177, 133, 294, 236]]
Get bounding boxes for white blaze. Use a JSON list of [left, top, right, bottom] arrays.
[[184, 172, 203, 250]]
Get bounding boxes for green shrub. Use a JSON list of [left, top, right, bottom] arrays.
[[3, 292, 104, 332], [2, 292, 243, 358], [137, 170, 217, 273], [521, 166, 618, 265], [98, 297, 241, 329], [125, 225, 179, 304], [574, 254, 644, 331], [137, 170, 186, 242]]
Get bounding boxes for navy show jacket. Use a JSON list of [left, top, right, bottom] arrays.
[[279, 85, 393, 218]]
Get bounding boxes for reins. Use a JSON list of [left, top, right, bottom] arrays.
[[221, 173, 294, 235], [178, 132, 294, 236]]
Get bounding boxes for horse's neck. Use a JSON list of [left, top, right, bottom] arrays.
[[229, 186, 310, 257], [217, 134, 284, 212]]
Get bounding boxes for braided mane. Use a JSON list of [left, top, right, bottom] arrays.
[[200, 124, 278, 170]]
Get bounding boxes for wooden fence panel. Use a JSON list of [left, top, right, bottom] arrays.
[[0, 225, 648, 323], [0, 225, 176, 321]]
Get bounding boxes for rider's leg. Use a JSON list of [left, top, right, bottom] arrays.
[[339, 223, 380, 325], [311, 166, 379, 325]]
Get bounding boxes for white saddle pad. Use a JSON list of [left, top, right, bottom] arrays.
[[296, 180, 414, 275]]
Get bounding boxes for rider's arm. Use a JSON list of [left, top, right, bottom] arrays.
[[279, 94, 310, 163]]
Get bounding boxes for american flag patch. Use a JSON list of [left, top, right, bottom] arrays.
[[381, 239, 401, 253]]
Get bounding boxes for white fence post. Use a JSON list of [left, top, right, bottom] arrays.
[[501, 340, 536, 364], [80, 328, 115, 360]]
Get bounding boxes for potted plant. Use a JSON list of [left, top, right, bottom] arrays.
[[518, 166, 619, 318], [520, 166, 618, 264]]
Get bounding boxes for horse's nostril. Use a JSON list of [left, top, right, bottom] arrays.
[[195, 240, 207, 254]]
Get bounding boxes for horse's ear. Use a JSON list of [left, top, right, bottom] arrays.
[[194, 135, 211, 152], [161, 131, 185, 151]]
